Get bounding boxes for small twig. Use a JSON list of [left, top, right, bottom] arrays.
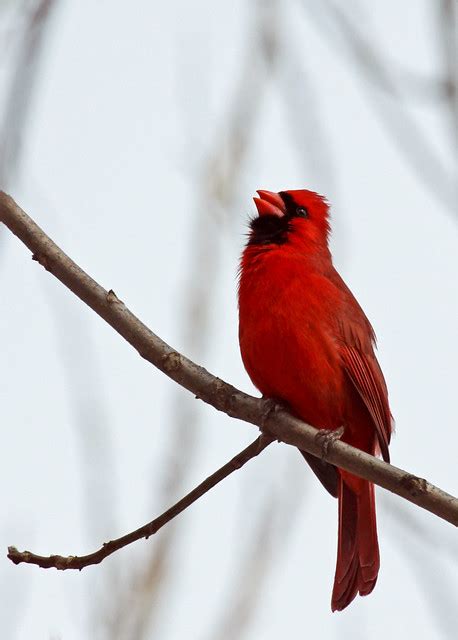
[[0, 191, 457, 556], [7, 435, 274, 570]]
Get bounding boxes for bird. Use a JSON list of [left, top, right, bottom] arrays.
[[238, 189, 393, 611]]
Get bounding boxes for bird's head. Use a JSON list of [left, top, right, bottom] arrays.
[[249, 189, 330, 248]]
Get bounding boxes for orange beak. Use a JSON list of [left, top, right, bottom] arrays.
[[253, 190, 285, 217]]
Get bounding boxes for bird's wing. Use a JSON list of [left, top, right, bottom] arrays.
[[328, 269, 392, 463], [340, 343, 392, 463]]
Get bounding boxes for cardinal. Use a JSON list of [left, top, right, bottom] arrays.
[[238, 189, 392, 611]]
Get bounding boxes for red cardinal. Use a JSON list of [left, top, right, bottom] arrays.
[[238, 189, 392, 611]]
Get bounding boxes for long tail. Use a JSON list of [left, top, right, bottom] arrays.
[[331, 473, 380, 612]]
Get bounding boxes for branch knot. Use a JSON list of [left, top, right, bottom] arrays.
[[161, 351, 182, 372], [106, 289, 120, 303], [400, 474, 428, 497], [32, 252, 52, 272]]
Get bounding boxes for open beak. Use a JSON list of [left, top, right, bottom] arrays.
[[253, 190, 285, 217]]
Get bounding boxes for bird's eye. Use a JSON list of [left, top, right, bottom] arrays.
[[296, 207, 308, 218]]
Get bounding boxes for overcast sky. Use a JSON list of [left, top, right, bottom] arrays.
[[1, 1, 457, 639]]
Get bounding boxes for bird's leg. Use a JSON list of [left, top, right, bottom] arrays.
[[315, 426, 345, 460], [260, 396, 290, 444]]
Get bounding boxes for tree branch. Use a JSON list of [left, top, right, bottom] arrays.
[[1, 191, 457, 572], [7, 434, 274, 569]]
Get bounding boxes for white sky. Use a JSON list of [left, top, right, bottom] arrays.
[[1, 1, 457, 639]]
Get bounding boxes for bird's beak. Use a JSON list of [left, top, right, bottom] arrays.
[[253, 190, 285, 217]]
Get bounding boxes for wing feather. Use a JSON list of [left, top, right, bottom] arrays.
[[341, 344, 392, 462]]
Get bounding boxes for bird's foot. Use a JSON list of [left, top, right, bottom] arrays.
[[260, 396, 289, 442], [315, 426, 345, 460]]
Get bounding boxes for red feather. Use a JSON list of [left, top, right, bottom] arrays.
[[341, 344, 392, 462], [238, 189, 393, 611]]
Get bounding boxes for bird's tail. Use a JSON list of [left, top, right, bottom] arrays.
[[331, 473, 380, 612]]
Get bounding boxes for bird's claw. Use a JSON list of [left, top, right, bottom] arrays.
[[315, 426, 345, 460], [260, 397, 288, 442]]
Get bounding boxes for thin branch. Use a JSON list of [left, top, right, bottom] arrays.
[[7, 434, 274, 569], [1, 192, 457, 543]]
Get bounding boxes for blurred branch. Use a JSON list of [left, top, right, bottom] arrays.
[[112, 4, 284, 637], [1, 191, 457, 562], [439, 0, 458, 152], [319, 4, 448, 103], [44, 272, 119, 543], [382, 493, 458, 559], [306, 1, 456, 213], [276, 37, 337, 195], [398, 540, 458, 639], [201, 0, 280, 209], [385, 500, 458, 639], [0, 0, 58, 187], [206, 457, 305, 640], [8, 435, 274, 570], [206, 496, 279, 640], [205, 21, 338, 631]]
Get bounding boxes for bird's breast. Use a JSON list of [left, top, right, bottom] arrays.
[[238, 250, 346, 428]]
